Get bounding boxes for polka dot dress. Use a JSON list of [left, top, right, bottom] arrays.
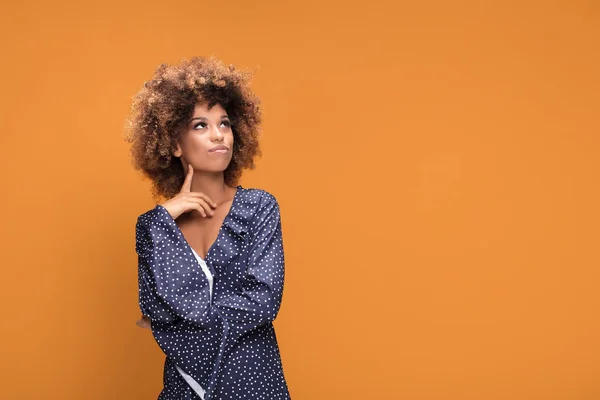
[[136, 186, 291, 399]]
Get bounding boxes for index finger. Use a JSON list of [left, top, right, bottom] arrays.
[[180, 164, 194, 193]]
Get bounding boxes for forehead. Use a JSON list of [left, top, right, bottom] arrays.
[[193, 102, 228, 117]]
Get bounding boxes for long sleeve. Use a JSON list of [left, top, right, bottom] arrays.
[[136, 206, 215, 326], [212, 196, 285, 348]]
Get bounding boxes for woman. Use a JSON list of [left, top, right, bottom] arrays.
[[124, 56, 291, 399]]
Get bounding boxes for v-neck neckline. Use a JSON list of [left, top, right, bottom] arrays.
[[176, 185, 242, 262]]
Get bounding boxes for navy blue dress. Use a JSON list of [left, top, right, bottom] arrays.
[[136, 185, 291, 399]]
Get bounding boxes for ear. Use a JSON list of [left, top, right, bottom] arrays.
[[173, 142, 182, 157]]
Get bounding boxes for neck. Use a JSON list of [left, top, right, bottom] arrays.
[[189, 173, 232, 205]]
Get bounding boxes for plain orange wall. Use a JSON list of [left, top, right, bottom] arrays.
[[0, 1, 598, 399]]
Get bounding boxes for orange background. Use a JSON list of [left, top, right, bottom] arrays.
[[1, 1, 599, 399]]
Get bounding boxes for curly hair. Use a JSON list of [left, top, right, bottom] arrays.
[[123, 55, 263, 202]]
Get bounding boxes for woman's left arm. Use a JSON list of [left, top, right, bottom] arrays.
[[211, 194, 286, 355]]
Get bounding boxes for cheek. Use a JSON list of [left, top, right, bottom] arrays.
[[180, 136, 208, 159]]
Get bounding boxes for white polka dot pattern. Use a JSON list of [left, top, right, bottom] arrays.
[[136, 186, 291, 399]]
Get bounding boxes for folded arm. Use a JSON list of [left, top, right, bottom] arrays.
[[136, 192, 285, 353]]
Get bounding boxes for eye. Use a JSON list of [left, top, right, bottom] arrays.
[[222, 120, 231, 128], [193, 122, 207, 130]]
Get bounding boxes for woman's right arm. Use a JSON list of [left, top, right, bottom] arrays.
[[136, 205, 217, 326], [136, 163, 217, 326]]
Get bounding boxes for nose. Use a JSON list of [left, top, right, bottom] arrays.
[[210, 125, 224, 140]]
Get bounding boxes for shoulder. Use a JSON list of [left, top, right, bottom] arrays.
[[240, 187, 281, 231], [240, 186, 279, 208]]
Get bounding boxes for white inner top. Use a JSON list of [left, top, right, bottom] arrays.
[[175, 248, 213, 399]]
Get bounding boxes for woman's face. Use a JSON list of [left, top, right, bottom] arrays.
[[174, 102, 234, 173]]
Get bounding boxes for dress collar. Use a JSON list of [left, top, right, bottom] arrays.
[[221, 185, 250, 241]]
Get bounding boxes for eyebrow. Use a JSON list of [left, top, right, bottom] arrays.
[[190, 115, 230, 122]]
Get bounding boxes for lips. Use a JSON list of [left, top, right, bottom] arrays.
[[209, 145, 229, 152]]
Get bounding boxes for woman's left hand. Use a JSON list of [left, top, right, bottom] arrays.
[[136, 314, 151, 329]]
